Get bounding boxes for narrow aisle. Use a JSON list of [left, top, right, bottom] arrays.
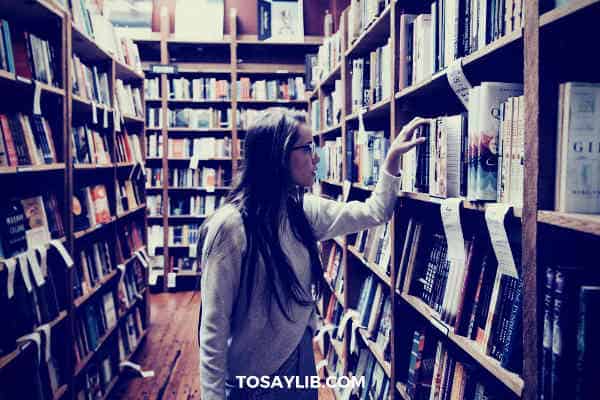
[[114, 292, 335, 400]]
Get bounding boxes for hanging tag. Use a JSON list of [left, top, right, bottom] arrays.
[[18, 254, 33, 293], [138, 161, 147, 177], [38, 247, 48, 277], [33, 81, 42, 115], [337, 311, 355, 337], [189, 154, 200, 170], [446, 60, 472, 108], [167, 272, 176, 288], [92, 102, 98, 124], [103, 108, 109, 129], [314, 324, 335, 347], [120, 361, 155, 378], [350, 322, 360, 355], [27, 250, 46, 287], [5, 258, 17, 299], [342, 180, 352, 202], [50, 240, 74, 268], [36, 324, 52, 362], [16, 332, 42, 365], [149, 269, 160, 285], [135, 251, 149, 269], [114, 107, 121, 132], [485, 204, 519, 278], [206, 185, 215, 193]]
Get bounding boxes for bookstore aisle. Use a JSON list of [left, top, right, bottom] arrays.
[[3, 0, 600, 400]]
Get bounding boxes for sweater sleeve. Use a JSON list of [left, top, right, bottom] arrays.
[[303, 170, 402, 241], [199, 210, 246, 400]]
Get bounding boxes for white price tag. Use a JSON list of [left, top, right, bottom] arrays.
[[446, 60, 472, 108], [36, 324, 52, 362], [135, 251, 149, 269], [27, 250, 45, 287], [342, 180, 352, 202], [33, 81, 42, 115], [206, 186, 215, 193], [167, 272, 177, 288], [103, 108, 109, 128], [18, 254, 33, 293], [485, 204, 519, 278], [4, 258, 17, 299], [16, 332, 41, 366], [115, 108, 121, 132], [189, 154, 200, 170], [189, 244, 197, 258]]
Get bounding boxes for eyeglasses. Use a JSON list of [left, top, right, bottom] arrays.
[[291, 142, 317, 155]]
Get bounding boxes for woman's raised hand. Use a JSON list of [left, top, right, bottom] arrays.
[[383, 117, 431, 176]]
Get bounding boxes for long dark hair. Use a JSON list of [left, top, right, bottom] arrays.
[[201, 108, 324, 322]]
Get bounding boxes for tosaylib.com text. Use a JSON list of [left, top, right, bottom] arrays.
[[234, 375, 365, 390]]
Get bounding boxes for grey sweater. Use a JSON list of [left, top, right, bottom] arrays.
[[199, 170, 402, 399]]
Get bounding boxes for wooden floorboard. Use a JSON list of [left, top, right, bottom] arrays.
[[114, 292, 335, 400]]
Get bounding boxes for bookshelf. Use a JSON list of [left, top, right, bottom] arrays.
[[136, 8, 320, 291], [0, 1, 149, 399], [310, 1, 600, 400]]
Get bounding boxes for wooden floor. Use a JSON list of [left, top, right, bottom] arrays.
[[114, 292, 335, 400]]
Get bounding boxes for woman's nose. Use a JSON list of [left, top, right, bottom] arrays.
[[313, 152, 320, 164]]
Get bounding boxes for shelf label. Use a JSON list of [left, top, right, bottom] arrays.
[[315, 359, 328, 373], [430, 315, 450, 336], [446, 60, 472, 108], [33, 81, 42, 115], [4, 258, 17, 299], [440, 198, 466, 322], [17, 253, 33, 292], [50, 240, 74, 268], [36, 324, 52, 362], [16, 332, 41, 365], [275, 69, 289, 74], [103, 107, 109, 128], [135, 251, 149, 269], [151, 64, 178, 75], [27, 250, 45, 287], [120, 361, 155, 378], [349, 322, 361, 356], [342, 180, 352, 202], [149, 269, 160, 285], [17, 76, 32, 84], [167, 272, 177, 288], [206, 185, 215, 193], [485, 204, 519, 278], [189, 154, 200, 170]]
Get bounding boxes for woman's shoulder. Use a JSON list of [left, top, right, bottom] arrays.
[[202, 204, 246, 250]]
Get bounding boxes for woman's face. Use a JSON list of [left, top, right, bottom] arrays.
[[289, 124, 319, 187]]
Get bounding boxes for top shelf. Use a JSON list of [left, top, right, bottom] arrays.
[[345, 4, 391, 58], [236, 34, 322, 46], [0, 0, 63, 24]]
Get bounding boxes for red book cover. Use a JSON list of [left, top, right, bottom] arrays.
[[0, 114, 18, 166], [91, 184, 111, 224], [122, 132, 133, 162], [12, 31, 33, 80]]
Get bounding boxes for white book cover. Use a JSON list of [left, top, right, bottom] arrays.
[[175, 0, 224, 40], [557, 82, 600, 213]]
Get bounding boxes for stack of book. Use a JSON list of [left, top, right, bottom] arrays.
[[346, 129, 389, 186], [72, 55, 111, 106], [72, 125, 112, 165], [72, 185, 112, 232], [322, 138, 343, 182], [116, 80, 144, 118], [317, 29, 342, 81], [347, 0, 392, 45], [0, 21, 60, 87], [0, 113, 57, 167], [146, 107, 163, 129], [146, 132, 163, 158], [169, 77, 230, 101], [168, 108, 231, 129], [73, 239, 114, 299], [115, 129, 144, 164], [167, 137, 231, 159], [237, 77, 305, 101], [145, 77, 160, 100], [354, 222, 391, 275], [324, 245, 344, 298], [323, 80, 343, 128]]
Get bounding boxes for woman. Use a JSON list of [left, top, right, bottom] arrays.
[[198, 109, 427, 400]]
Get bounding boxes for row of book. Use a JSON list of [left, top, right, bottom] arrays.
[[147, 223, 201, 248], [541, 265, 599, 400], [352, 345, 391, 400], [0, 194, 64, 258], [116, 178, 144, 216], [115, 130, 144, 164], [324, 245, 344, 300], [146, 166, 230, 189], [169, 255, 199, 273], [350, 39, 392, 113], [310, 99, 321, 133], [236, 108, 306, 130], [0, 113, 57, 167], [161, 77, 230, 101], [146, 107, 162, 129], [347, 0, 391, 46], [116, 80, 144, 118], [167, 137, 231, 159], [73, 239, 114, 299], [404, 328, 505, 400], [70, 0, 142, 72], [322, 138, 343, 182], [147, 195, 162, 217], [168, 194, 225, 217], [72, 55, 111, 106], [146, 131, 162, 157], [72, 185, 112, 232], [354, 221, 392, 275], [346, 129, 390, 187], [237, 77, 306, 101], [356, 275, 392, 356], [72, 125, 111, 165], [323, 80, 343, 128], [316, 29, 342, 82], [116, 220, 145, 261], [398, 218, 522, 373], [168, 108, 232, 129], [0, 21, 60, 87]]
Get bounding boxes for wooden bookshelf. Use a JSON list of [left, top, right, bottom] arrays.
[[309, 1, 600, 400], [0, 2, 150, 399], [137, 7, 315, 290]]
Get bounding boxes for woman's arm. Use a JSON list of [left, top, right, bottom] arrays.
[[199, 209, 245, 400], [304, 117, 429, 241]]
